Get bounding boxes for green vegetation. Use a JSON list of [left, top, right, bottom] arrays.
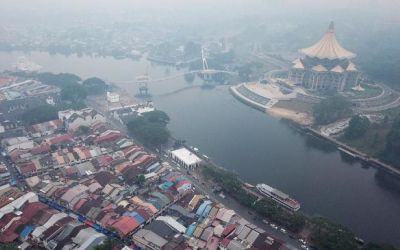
[[201, 165, 306, 233], [126, 110, 170, 147], [358, 28, 400, 91], [344, 115, 371, 139], [19, 104, 58, 125], [348, 84, 382, 99], [235, 61, 262, 82], [10, 72, 110, 110], [184, 73, 195, 83], [82, 77, 108, 95], [60, 82, 87, 102], [201, 165, 398, 249], [75, 125, 91, 136], [313, 95, 352, 125], [94, 238, 117, 250], [310, 217, 358, 250], [1, 243, 18, 250], [135, 174, 146, 187], [382, 115, 400, 166]]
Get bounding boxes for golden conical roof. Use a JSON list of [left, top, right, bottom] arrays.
[[300, 22, 356, 60]]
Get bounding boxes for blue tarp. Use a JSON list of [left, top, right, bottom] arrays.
[[146, 162, 161, 173], [185, 223, 197, 236], [158, 181, 174, 190], [196, 200, 211, 216], [147, 198, 162, 210], [124, 211, 145, 225], [201, 204, 212, 217], [20, 225, 34, 239]]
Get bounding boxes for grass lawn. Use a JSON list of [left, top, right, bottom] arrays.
[[346, 84, 383, 99]]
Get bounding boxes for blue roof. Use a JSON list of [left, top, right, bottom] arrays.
[[185, 223, 197, 236], [146, 162, 161, 173], [158, 181, 174, 190], [124, 211, 145, 225], [201, 204, 212, 217], [196, 200, 212, 216], [20, 225, 34, 239], [147, 198, 162, 209], [175, 176, 187, 182]]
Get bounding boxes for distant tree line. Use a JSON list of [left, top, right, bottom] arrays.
[[11, 72, 109, 124]]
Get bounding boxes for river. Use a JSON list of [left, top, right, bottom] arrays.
[[1, 51, 400, 246]]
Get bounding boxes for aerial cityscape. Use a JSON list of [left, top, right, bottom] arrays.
[[0, 0, 400, 250]]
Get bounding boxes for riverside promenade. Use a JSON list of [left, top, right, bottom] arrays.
[[304, 127, 400, 177]]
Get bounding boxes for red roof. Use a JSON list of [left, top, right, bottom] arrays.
[[21, 202, 48, 222], [49, 134, 74, 145], [0, 220, 23, 243], [30, 144, 51, 154], [220, 238, 231, 247], [98, 155, 113, 166], [112, 216, 140, 236], [18, 162, 36, 175], [123, 146, 142, 157], [74, 198, 88, 210], [0, 213, 18, 228], [9, 148, 29, 162], [176, 180, 191, 189], [222, 224, 237, 237], [94, 132, 123, 144]]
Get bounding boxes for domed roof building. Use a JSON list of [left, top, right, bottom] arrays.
[[288, 22, 360, 91]]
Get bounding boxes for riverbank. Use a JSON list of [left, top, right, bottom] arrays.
[[198, 164, 379, 249], [2, 51, 400, 246], [267, 107, 313, 126]]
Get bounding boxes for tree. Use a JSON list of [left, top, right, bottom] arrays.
[[61, 82, 87, 102], [94, 238, 116, 250], [82, 77, 108, 95], [126, 111, 170, 147], [313, 95, 352, 125], [311, 217, 358, 250], [184, 73, 195, 83], [20, 104, 58, 125], [142, 110, 170, 125], [384, 115, 400, 165], [136, 174, 146, 187], [75, 125, 90, 136], [344, 115, 371, 139]]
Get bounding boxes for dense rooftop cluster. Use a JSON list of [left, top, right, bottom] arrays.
[[0, 75, 297, 250]]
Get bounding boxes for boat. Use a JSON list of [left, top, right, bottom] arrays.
[[243, 182, 255, 189], [256, 183, 301, 211]]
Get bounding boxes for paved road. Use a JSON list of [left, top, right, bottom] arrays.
[[0, 146, 26, 190], [158, 154, 305, 250]]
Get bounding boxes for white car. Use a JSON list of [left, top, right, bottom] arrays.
[[300, 245, 309, 250], [270, 224, 278, 230], [262, 219, 269, 225], [279, 228, 287, 234]]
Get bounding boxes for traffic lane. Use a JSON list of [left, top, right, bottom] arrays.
[[162, 159, 302, 249], [186, 173, 302, 248]]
